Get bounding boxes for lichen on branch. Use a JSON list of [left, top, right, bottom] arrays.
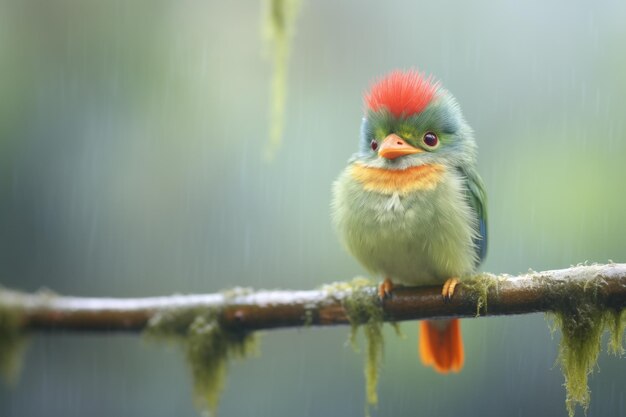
[[541, 269, 626, 417], [0, 299, 27, 383], [460, 273, 501, 316], [330, 278, 385, 408], [146, 306, 258, 415]]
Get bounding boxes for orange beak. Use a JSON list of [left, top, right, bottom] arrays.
[[378, 134, 423, 160]]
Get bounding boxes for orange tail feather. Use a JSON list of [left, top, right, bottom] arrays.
[[419, 319, 464, 373]]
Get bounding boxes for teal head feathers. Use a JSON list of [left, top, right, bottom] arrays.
[[357, 70, 478, 173]]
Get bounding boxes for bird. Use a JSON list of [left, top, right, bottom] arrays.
[[331, 69, 487, 373]]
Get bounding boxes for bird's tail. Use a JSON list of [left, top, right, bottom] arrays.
[[419, 318, 464, 373]]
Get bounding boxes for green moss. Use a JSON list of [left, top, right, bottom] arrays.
[[361, 319, 383, 407], [327, 278, 385, 409], [462, 273, 500, 316], [390, 321, 404, 338], [543, 273, 626, 417], [0, 303, 27, 383], [607, 309, 626, 356], [146, 306, 258, 415], [262, 0, 301, 160], [323, 279, 374, 345]]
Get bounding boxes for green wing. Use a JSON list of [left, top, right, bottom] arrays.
[[458, 166, 488, 265]]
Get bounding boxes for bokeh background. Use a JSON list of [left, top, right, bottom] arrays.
[[1, 0, 626, 416]]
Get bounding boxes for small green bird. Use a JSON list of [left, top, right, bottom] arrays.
[[332, 70, 487, 373]]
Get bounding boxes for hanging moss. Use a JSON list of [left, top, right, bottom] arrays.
[[262, 0, 301, 160], [462, 273, 500, 316], [0, 300, 27, 383], [607, 309, 626, 356], [323, 278, 386, 410], [462, 268, 626, 417], [542, 272, 626, 417], [322, 278, 375, 346], [390, 321, 404, 338], [146, 306, 258, 416], [361, 319, 383, 408]]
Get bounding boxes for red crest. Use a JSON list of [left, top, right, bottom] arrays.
[[364, 70, 439, 117]]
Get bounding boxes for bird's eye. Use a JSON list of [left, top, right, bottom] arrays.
[[422, 132, 439, 149], [370, 140, 378, 151]]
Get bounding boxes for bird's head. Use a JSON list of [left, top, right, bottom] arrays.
[[356, 70, 476, 169]]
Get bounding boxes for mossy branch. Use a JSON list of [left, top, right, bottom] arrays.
[[1, 264, 625, 333], [1, 263, 625, 417]]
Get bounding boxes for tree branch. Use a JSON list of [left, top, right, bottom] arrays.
[[2, 263, 626, 333]]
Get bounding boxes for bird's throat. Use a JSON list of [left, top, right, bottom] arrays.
[[350, 163, 445, 195]]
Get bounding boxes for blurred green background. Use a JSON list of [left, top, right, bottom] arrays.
[[1, 0, 626, 416]]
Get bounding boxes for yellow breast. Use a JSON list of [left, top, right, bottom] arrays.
[[350, 163, 445, 195]]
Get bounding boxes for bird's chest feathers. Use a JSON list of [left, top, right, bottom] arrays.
[[349, 162, 445, 196], [334, 162, 477, 283]]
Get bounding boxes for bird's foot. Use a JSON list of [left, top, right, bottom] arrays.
[[442, 277, 459, 302], [378, 278, 394, 300]]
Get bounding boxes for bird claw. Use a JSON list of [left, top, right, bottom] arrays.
[[442, 277, 459, 302]]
